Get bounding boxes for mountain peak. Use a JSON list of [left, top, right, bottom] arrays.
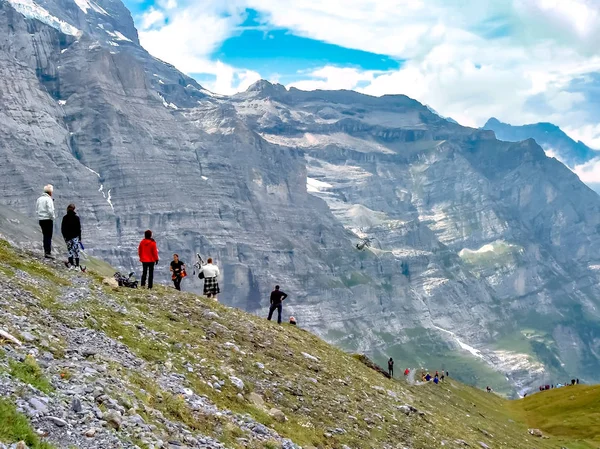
[[246, 79, 288, 95], [483, 117, 595, 167]]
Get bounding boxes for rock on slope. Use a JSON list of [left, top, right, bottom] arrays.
[[1, 0, 600, 393], [0, 237, 580, 449]]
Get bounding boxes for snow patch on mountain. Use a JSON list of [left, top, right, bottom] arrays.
[[7, 0, 81, 36], [73, 0, 108, 15], [432, 324, 483, 359], [104, 29, 132, 42], [306, 177, 332, 193], [262, 133, 395, 154]]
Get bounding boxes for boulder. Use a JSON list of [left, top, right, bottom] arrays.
[[248, 392, 265, 408], [528, 428, 543, 437], [269, 408, 287, 423], [102, 278, 119, 288]]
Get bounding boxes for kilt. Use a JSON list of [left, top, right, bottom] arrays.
[[203, 276, 220, 296]]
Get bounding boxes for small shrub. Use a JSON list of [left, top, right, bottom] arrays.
[[9, 355, 53, 394]]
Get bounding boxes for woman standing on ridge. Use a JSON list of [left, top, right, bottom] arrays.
[[61, 204, 82, 269], [170, 253, 186, 291], [200, 257, 220, 300], [138, 230, 159, 289]]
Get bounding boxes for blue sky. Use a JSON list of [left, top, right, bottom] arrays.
[[125, 0, 600, 153]]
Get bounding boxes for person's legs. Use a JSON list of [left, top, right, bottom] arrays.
[[173, 276, 181, 290], [148, 263, 154, 289], [267, 304, 276, 321], [141, 263, 149, 287], [39, 220, 53, 256], [277, 304, 282, 324]]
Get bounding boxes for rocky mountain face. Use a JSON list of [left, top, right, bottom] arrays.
[[1, 0, 600, 395], [483, 117, 597, 167]]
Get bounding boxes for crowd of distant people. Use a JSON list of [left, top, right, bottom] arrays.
[[538, 378, 580, 391]]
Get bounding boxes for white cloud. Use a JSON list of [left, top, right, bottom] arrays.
[[565, 124, 600, 149], [574, 157, 600, 183], [289, 67, 375, 91], [140, 8, 166, 30], [132, 0, 600, 146]]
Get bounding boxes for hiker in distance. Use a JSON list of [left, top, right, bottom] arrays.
[[138, 230, 159, 289], [388, 357, 394, 377], [199, 257, 220, 300], [36, 184, 56, 259], [267, 285, 288, 324], [61, 204, 83, 270], [170, 253, 186, 291]]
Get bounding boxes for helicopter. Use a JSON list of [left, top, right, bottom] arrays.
[[355, 236, 373, 251]]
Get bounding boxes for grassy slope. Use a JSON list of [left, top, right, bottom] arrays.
[[511, 385, 600, 447], [0, 239, 594, 449]]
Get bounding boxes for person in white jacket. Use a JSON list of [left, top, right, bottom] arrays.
[[200, 257, 220, 300], [35, 184, 56, 258]]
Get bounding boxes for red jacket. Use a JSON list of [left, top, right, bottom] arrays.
[[138, 238, 159, 263]]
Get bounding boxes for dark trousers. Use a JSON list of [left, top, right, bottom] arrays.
[[141, 262, 154, 288], [389, 368, 394, 377], [268, 303, 283, 324], [39, 220, 53, 255], [173, 276, 182, 291]]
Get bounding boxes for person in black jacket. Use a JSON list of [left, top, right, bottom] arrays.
[[267, 285, 288, 324], [61, 204, 82, 269]]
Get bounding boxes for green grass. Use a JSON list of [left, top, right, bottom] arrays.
[[9, 356, 53, 394], [0, 238, 594, 449], [0, 399, 54, 448], [511, 385, 600, 445]]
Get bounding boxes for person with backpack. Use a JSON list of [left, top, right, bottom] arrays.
[[36, 184, 56, 258], [388, 358, 394, 377], [200, 257, 220, 300], [61, 204, 82, 269], [267, 285, 288, 324], [170, 253, 186, 291], [138, 230, 159, 289]]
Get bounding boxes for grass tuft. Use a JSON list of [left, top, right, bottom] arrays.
[[0, 398, 54, 448], [9, 355, 53, 394]]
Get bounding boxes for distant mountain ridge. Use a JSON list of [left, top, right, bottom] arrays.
[[483, 117, 597, 167]]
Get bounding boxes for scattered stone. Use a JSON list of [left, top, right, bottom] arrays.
[[0, 328, 22, 346], [479, 428, 493, 438], [455, 440, 470, 447], [479, 443, 490, 449], [71, 397, 83, 413], [398, 405, 418, 416], [48, 417, 68, 427], [20, 331, 37, 342], [269, 408, 287, 423], [229, 376, 244, 391], [28, 397, 48, 414], [301, 352, 319, 362], [528, 428, 543, 437], [15, 442, 29, 449], [102, 277, 119, 288], [85, 428, 97, 438], [248, 392, 265, 408], [105, 411, 123, 430]]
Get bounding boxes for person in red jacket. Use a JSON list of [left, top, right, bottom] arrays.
[[138, 229, 159, 289]]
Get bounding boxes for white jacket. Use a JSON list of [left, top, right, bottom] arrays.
[[201, 263, 220, 279], [36, 194, 55, 221]]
